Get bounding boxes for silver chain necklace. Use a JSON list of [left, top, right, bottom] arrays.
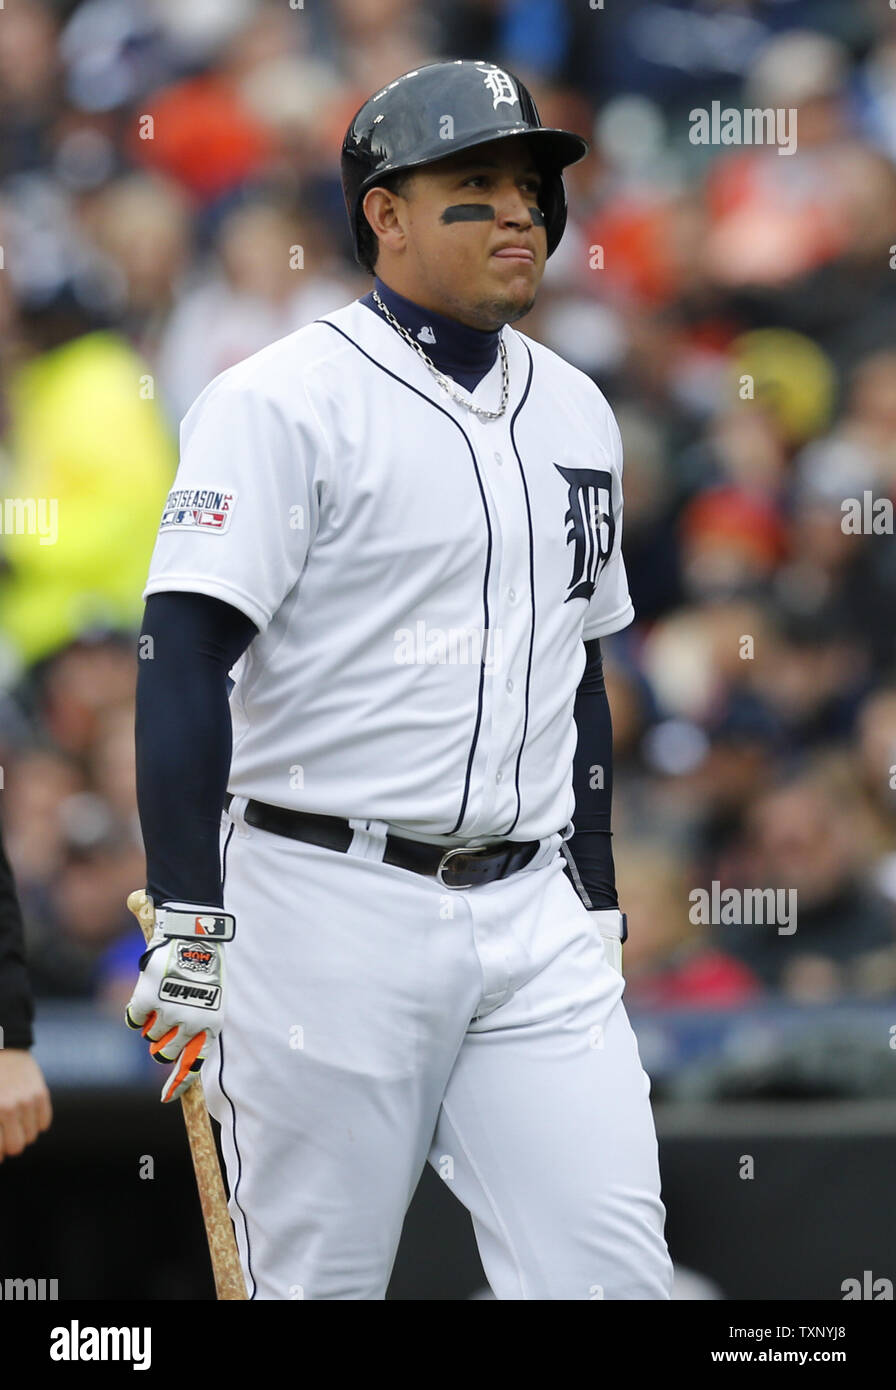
[[372, 288, 509, 420]]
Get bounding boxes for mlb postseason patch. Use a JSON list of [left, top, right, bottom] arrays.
[[159, 487, 237, 534]]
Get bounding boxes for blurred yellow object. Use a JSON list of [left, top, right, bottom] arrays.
[[730, 328, 837, 445], [0, 331, 176, 664]]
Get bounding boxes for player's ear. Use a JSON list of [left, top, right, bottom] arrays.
[[362, 185, 410, 258], [361, 187, 395, 234]]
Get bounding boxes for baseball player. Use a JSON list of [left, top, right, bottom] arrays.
[[0, 812, 53, 1161], [127, 60, 674, 1301]]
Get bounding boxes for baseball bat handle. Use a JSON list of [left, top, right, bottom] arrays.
[[127, 889, 248, 1300]]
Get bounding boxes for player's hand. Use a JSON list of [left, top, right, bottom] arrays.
[[588, 908, 625, 976], [125, 901, 235, 1103], [0, 1049, 53, 1160]]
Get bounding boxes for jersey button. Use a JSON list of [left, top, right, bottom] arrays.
[[506, 678, 514, 693], [494, 451, 503, 465], [508, 588, 516, 602], [496, 771, 503, 783]]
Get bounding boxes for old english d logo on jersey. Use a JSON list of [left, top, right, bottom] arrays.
[[554, 465, 615, 604]]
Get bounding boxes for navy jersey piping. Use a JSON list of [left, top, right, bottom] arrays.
[[313, 318, 493, 836], [216, 819, 256, 1297], [505, 338, 536, 836]]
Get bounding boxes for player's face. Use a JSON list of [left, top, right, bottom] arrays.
[[372, 137, 549, 330]]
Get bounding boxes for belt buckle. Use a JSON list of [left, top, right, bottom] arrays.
[[436, 843, 490, 890]]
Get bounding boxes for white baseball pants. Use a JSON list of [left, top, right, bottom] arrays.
[[202, 797, 673, 1300]]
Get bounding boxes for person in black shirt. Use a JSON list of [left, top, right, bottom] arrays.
[[0, 816, 52, 1159]]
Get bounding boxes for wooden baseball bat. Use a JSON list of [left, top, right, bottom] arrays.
[[127, 889, 247, 1301]]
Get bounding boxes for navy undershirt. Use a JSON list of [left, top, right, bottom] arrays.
[[136, 592, 256, 908], [136, 285, 618, 911], [568, 638, 618, 909], [360, 276, 500, 392]]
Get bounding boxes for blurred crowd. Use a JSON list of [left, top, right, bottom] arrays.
[[2, 0, 896, 1027]]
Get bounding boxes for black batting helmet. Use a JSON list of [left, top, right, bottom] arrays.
[[341, 59, 590, 270]]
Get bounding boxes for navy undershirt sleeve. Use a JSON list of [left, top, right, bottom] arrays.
[[567, 638, 618, 910], [136, 592, 258, 909]]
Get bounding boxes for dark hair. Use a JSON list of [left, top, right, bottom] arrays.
[[357, 170, 414, 275]]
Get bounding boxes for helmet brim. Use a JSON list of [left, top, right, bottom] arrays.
[[357, 124, 589, 195]]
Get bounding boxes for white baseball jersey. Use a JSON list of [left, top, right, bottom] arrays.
[[143, 297, 634, 843]]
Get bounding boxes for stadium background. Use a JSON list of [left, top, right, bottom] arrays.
[[1, 0, 896, 1300]]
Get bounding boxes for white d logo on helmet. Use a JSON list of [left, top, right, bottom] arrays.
[[476, 64, 518, 111]]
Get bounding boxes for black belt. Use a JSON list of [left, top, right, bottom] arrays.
[[223, 794, 539, 889]]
